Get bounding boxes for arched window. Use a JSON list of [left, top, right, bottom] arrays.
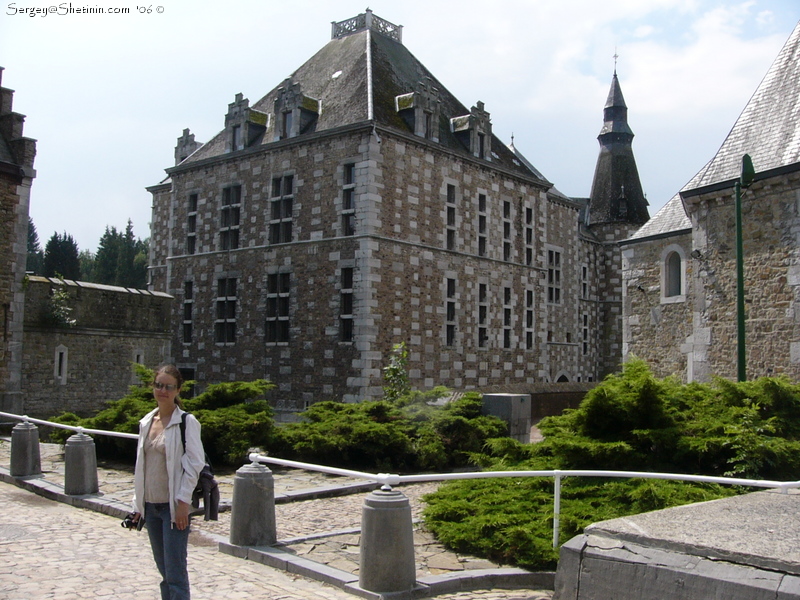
[[661, 245, 686, 303], [665, 252, 682, 297]]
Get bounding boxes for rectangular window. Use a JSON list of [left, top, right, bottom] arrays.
[[526, 289, 535, 350], [446, 277, 456, 347], [525, 207, 534, 266], [187, 193, 198, 255], [342, 163, 356, 237], [340, 267, 354, 342], [548, 249, 562, 304], [478, 194, 487, 258], [478, 282, 488, 348], [445, 184, 456, 251], [583, 313, 589, 356], [503, 201, 512, 262], [266, 272, 290, 343], [220, 186, 241, 251], [215, 277, 237, 344], [582, 265, 589, 299], [270, 175, 293, 244], [503, 286, 512, 349], [183, 281, 193, 344]]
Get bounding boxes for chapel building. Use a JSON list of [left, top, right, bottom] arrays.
[[621, 20, 800, 382]]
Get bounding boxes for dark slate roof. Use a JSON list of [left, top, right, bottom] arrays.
[[682, 20, 800, 195], [587, 73, 650, 226], [177, 19, 548, 184]]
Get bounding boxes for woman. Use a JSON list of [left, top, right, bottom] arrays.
[[131, 364, 205, 600]]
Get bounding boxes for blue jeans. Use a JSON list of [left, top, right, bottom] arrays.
[[145, 502, 191, 600]]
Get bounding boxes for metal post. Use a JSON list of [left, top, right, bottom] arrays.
[[553, 472, 562, 548], [735, 180, 746, 382]]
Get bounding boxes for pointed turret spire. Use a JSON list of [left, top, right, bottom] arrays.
[[588, 72, 649, 225]]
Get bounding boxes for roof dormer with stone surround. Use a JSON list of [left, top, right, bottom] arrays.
[[451, 101, 493, 161], [225, 92, 269, 152], [273, 80, 320, 141], [174, 128, 203, 166], [395, 79, 441, 142]]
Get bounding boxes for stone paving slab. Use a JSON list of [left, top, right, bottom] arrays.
[[0, 438, 553, 599]]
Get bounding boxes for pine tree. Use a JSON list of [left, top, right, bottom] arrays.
[[26, 217, 44, 275], [43, 232, 81, 280]]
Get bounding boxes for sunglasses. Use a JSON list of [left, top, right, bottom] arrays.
[[153, 382, 178, 392]]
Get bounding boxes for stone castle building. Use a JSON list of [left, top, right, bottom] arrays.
[[148, 11, 649, 418], [0, 67, 36, 415], [622, 20, 800, 382]]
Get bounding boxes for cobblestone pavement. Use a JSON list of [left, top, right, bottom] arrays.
[[0, 439, 553, 599]]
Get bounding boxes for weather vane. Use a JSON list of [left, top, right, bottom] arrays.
[[613, 48, 619, 74]]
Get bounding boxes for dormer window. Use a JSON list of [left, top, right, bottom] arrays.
[[174, 128, 203, 166], [451, 101, 492, 161], [224, 93, 267, 153], [396, 80, 440, 142], [274, 80, 320, 141]]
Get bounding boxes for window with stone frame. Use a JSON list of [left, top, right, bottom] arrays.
[[220, 185, 241, 251], [183, 281, 193, 344], [665, 251, 682, 297], [547, 248, 562, 304], [478, 282, 488, 348], [526, 289, 535, 350], [340, 267, 354, 342], [582, 313, 589, 356], [445, 184, 456, 251], [503, 286, 512, 349], [266, 272, 290, 344], [187, 193, 198, 255], [341, 163, 356, 236], [525, 207, 534, 266], [270, 175, 293, 244], [445, 277, 456, 347], [215, 277, 237, 344], [478, 193, 488, 257], [503, 201, 512, 262]]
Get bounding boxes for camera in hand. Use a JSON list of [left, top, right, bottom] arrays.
[[121, 513, 144, 531]]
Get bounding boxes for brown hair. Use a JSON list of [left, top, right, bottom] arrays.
[[154, 363, 184, 406]]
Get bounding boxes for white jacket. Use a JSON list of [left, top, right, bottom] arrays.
[[132, 407, 205, 524]]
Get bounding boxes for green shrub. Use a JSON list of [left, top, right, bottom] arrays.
[[49, 368, 275, 465], [423, 359, 800, 571]]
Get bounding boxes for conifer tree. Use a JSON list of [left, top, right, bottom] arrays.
[[43, 232, 80, 280]]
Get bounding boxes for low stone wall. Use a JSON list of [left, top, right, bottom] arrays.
[[20, 277, 173, 417]]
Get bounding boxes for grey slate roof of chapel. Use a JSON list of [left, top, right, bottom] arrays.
[[174, 12, 551, 186], [681, 19, 800, 195], [627, 20, 800, 243]]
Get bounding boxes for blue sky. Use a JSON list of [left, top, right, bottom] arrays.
[[2, 0, 799, 252]]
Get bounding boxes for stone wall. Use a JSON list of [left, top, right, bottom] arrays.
[[622, 231, 693, 380], [21, 277, 173, 417], [623, 169, 800, 382]]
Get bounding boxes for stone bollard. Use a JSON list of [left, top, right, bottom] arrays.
[[229, 461, 276, 547], [359, 486, 416, 594], [64, 432, 99, 495], [10, 420, 41, 477]]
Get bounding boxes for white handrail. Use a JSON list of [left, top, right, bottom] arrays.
[[248, 453, 800, 547], [0, 411, 138, 440]]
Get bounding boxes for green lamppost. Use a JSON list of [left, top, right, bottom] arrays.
[[735, 154, 755, 382]]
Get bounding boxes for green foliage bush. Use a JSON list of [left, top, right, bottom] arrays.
[[273, 391, 508, 472], [49, 365, 275, 465], [423, 359, 800, 571]]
